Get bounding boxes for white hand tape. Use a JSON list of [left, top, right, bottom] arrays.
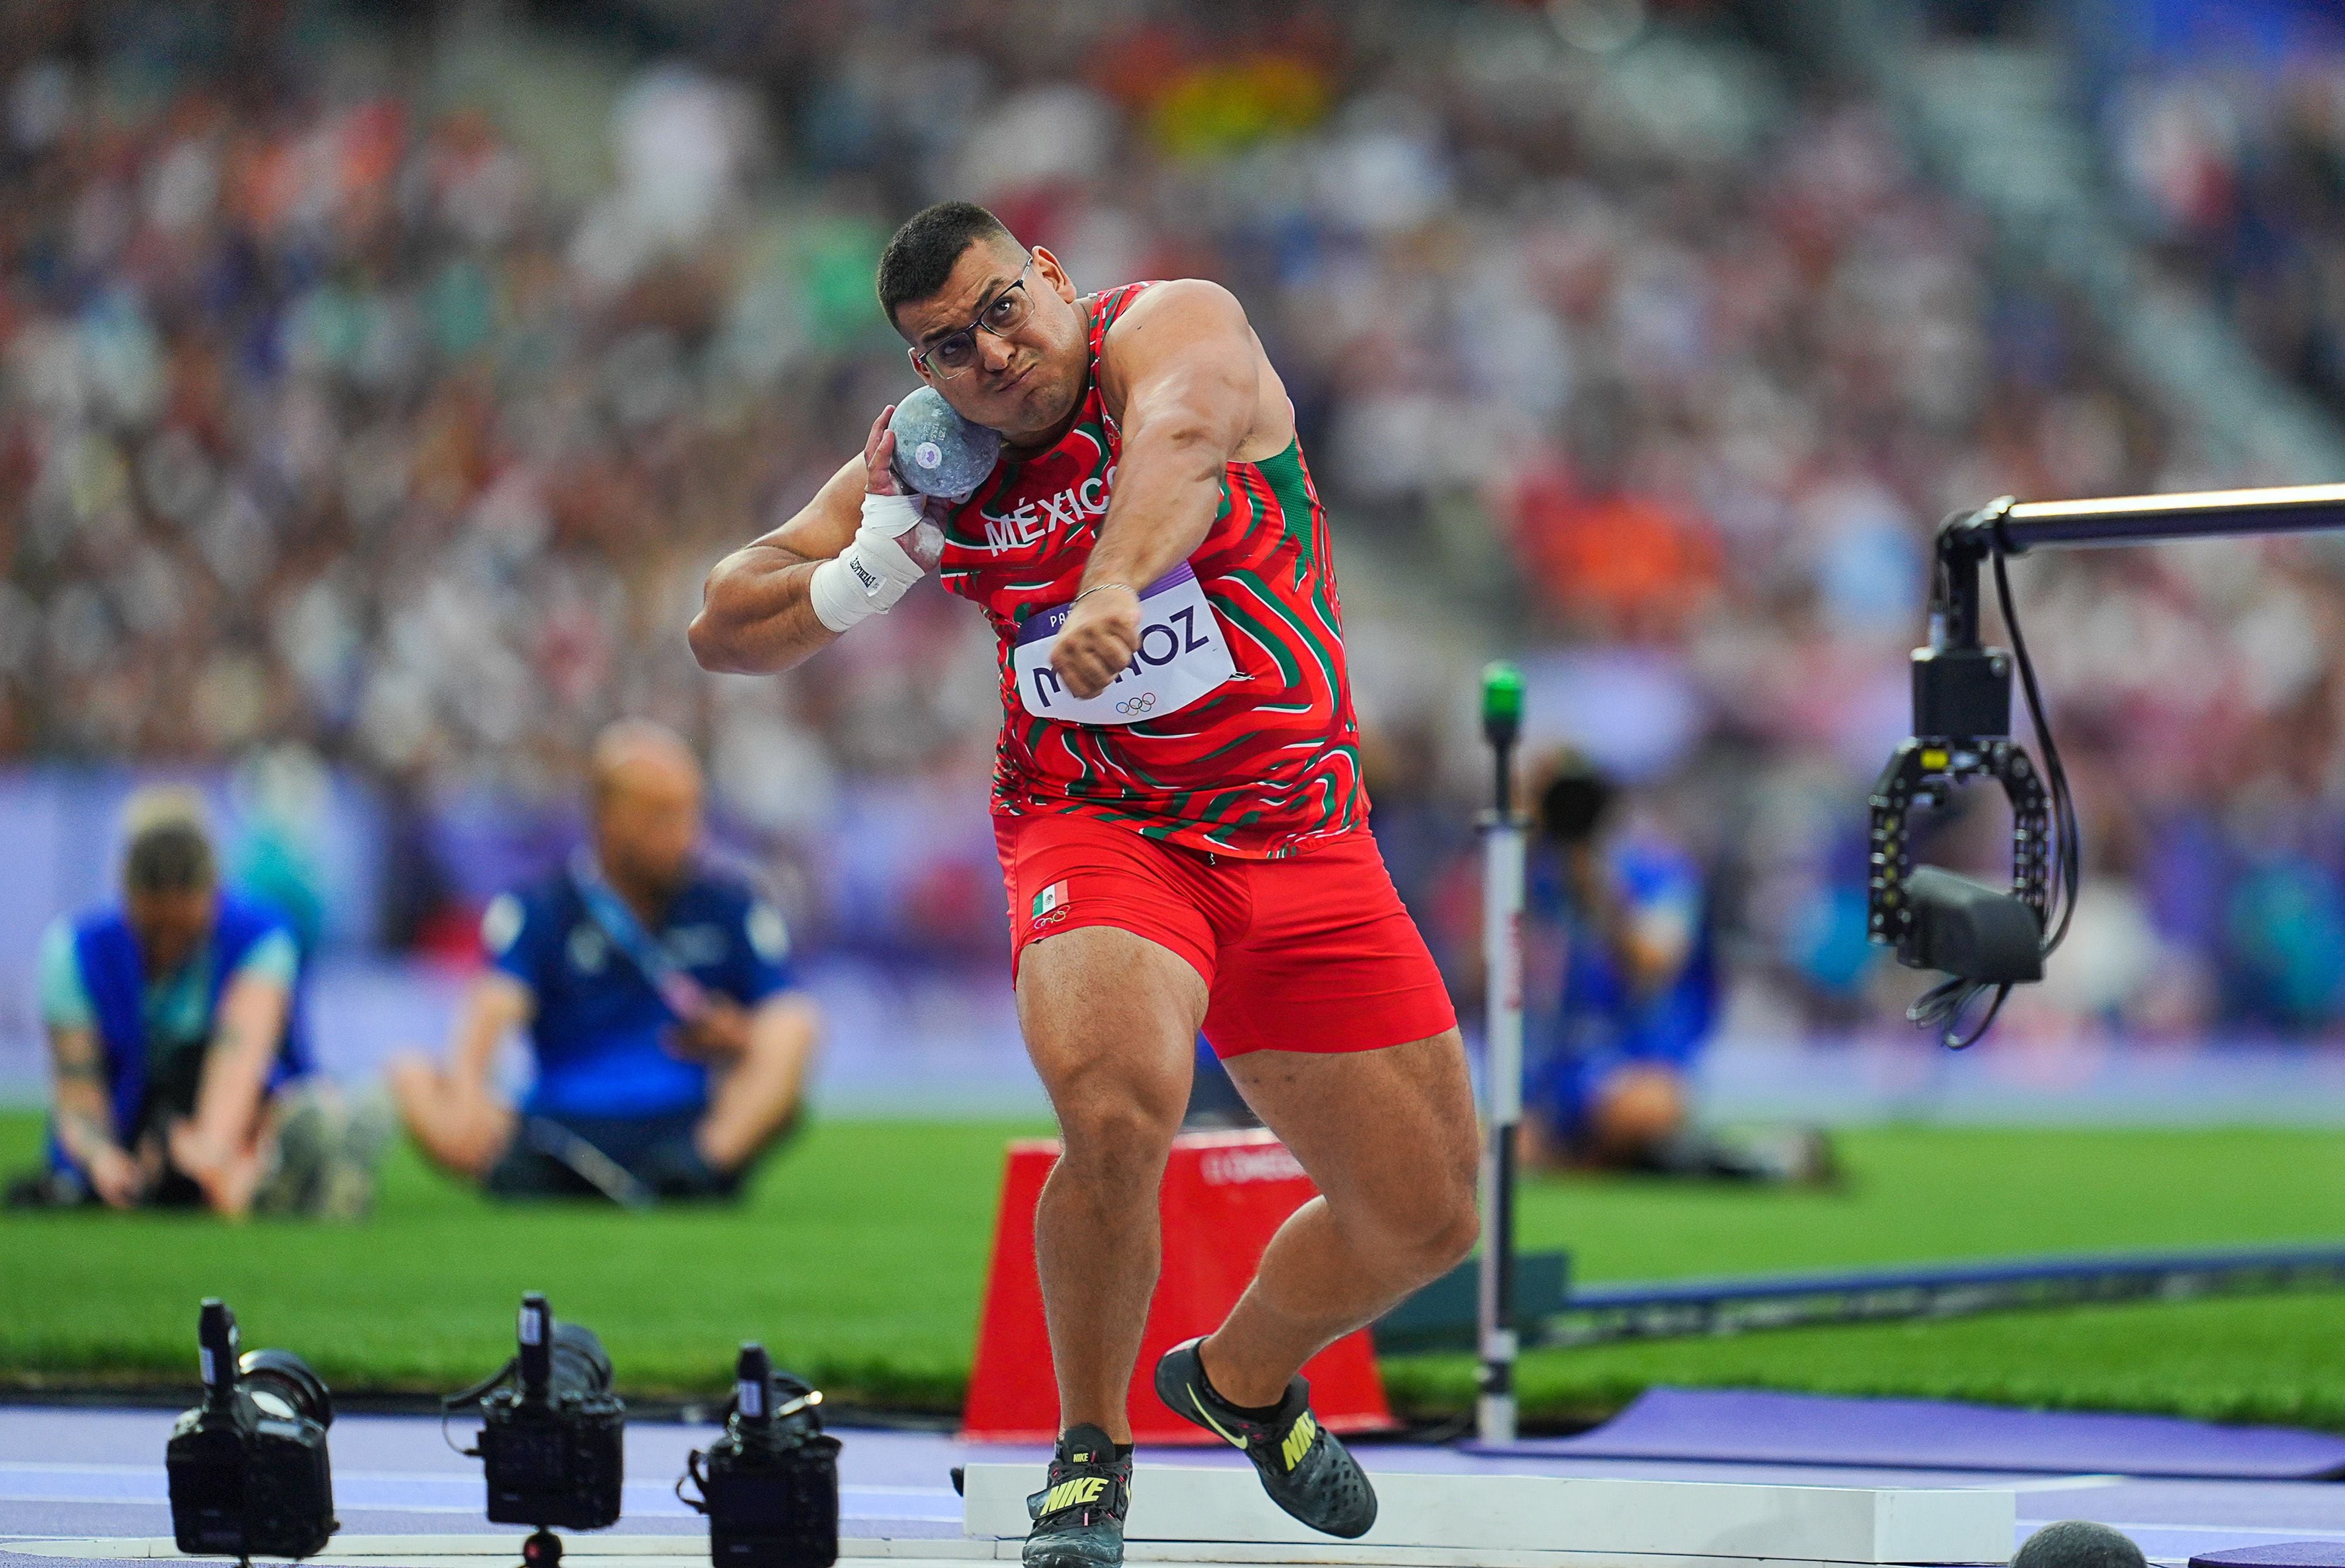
[[810, 513, 930, 633], [861, 489, 926, 539]]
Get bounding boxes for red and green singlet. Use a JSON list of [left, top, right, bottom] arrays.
[[936, 282, 1364, 859]]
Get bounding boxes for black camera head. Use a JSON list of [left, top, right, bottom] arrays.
[[681, 1347, 840, 1568], [169, 1298, 337, 1560], [1869, 736, 2052, 996], [1900, 866, 2043, 985], [454, 1293, 626, 1535]]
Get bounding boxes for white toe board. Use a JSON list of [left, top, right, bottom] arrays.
[[959, 1464, 2014, 1566]]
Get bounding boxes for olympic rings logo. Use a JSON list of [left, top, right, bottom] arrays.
[[1114, 691, 1160, 715]]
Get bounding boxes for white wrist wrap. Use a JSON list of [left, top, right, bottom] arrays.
[[808, 492, 932, 633], [858, 490, 925, 539]]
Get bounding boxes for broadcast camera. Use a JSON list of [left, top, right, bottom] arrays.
[[678, 1343, 841, 1568], [1872, 484, 2345, 1046], [447, 1293, 626, 1564], [165, 1298, 338, 1562]]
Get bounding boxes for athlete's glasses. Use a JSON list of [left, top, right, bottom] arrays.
[[912, 257, 1035, 380]]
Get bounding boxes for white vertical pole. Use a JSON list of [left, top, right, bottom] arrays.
[[1477, 662, 1525, 1445]]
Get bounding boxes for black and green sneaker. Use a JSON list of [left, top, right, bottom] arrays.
[[1022, 1423, 1131, 1568], [1153, 1337, 1377, 1539]]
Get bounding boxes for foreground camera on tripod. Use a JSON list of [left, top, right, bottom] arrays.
[[448, 1292, 625, 1556], [679, 1343, 840, 1568], [166, 1298, 338, 1561]]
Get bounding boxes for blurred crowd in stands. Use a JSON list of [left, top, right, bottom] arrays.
[[9, 0, 2345, 1043], [2085, 0, 2345, 414]]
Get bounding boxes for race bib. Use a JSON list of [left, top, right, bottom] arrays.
[[1014, 563, 1236, 725]]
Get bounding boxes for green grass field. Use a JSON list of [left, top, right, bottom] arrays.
[[5, 1113, 2343, 1429]]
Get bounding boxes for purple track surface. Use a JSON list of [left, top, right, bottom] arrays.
[[2192, 1546, 2345, 1567], [1486, 1388, 2345, 1479], [6, 1402, 2345, 1566]]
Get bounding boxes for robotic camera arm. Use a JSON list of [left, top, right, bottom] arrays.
[[1871, 483, 2345, 1047]]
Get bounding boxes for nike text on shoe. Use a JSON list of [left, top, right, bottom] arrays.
[[1153, 1337, 1377, 1538], [1022, 1423, 1131, 1568]]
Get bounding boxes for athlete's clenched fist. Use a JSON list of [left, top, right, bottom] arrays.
[[1051, 583, 1141, 699]]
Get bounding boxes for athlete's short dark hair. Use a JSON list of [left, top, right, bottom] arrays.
[[878, 202, 1016, 325], [124, 819, 215, 894]]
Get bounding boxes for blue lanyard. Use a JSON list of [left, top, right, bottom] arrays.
[[567, 851, 706, 1022]]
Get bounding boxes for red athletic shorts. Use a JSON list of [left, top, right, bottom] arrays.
[[994, 812, 1457, 1059]]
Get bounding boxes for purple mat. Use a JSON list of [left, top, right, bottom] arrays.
[[2191, 1547, 2345, 1567], [1474, 1388, 2345, 1479]]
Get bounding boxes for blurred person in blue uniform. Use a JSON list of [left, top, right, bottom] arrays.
[[389, 722, 818, 1203], [10, 790, 355, 1215], [1521, 757, 1830, 1183]]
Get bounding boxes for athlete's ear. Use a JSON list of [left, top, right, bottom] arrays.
[[906, 343, 936, 387], [1031, 246, 1078, 304]]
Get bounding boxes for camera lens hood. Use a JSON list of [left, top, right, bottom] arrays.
[[549, 1321, 615, 1396], [239, 1348, 334, 1427]]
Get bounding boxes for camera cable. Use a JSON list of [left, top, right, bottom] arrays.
[[1906, 543, 2081, 1048]]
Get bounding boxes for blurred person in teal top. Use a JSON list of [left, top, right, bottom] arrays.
[[15, 791, 319, 1215], [389, 721, 820, 1203]]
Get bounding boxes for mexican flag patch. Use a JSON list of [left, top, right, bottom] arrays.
[[1031, 880, 1070, 921]]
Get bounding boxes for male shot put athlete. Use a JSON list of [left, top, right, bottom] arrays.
[[691, 203, 1478, 1568]]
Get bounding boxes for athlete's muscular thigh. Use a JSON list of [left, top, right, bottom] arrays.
[[1018, 926, 1205, 1149], [1227, 1029, 1480, 1260]]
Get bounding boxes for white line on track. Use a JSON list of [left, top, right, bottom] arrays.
[[2, 1465, 944, 1491], [2082, 1522, 2345, 1538], [2001, 1475, 2128, 1492]]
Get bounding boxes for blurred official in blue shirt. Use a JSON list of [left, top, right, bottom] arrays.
[[390, 721, 818, 1203], [1521, 757, 1831, 1183], [20, 791, 315, 1215], [1521, 759, 1715, 1166]]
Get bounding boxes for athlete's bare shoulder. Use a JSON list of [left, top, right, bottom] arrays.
[[1097, 278, 1293, 462], [1116, 275, 1239, 321], [1098, 278, 1248, 376]]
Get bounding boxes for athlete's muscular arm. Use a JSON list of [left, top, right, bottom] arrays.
[[689, 410, 911, 675], [689, 458, 857, 675], [1053, 280, 1283, 700]]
